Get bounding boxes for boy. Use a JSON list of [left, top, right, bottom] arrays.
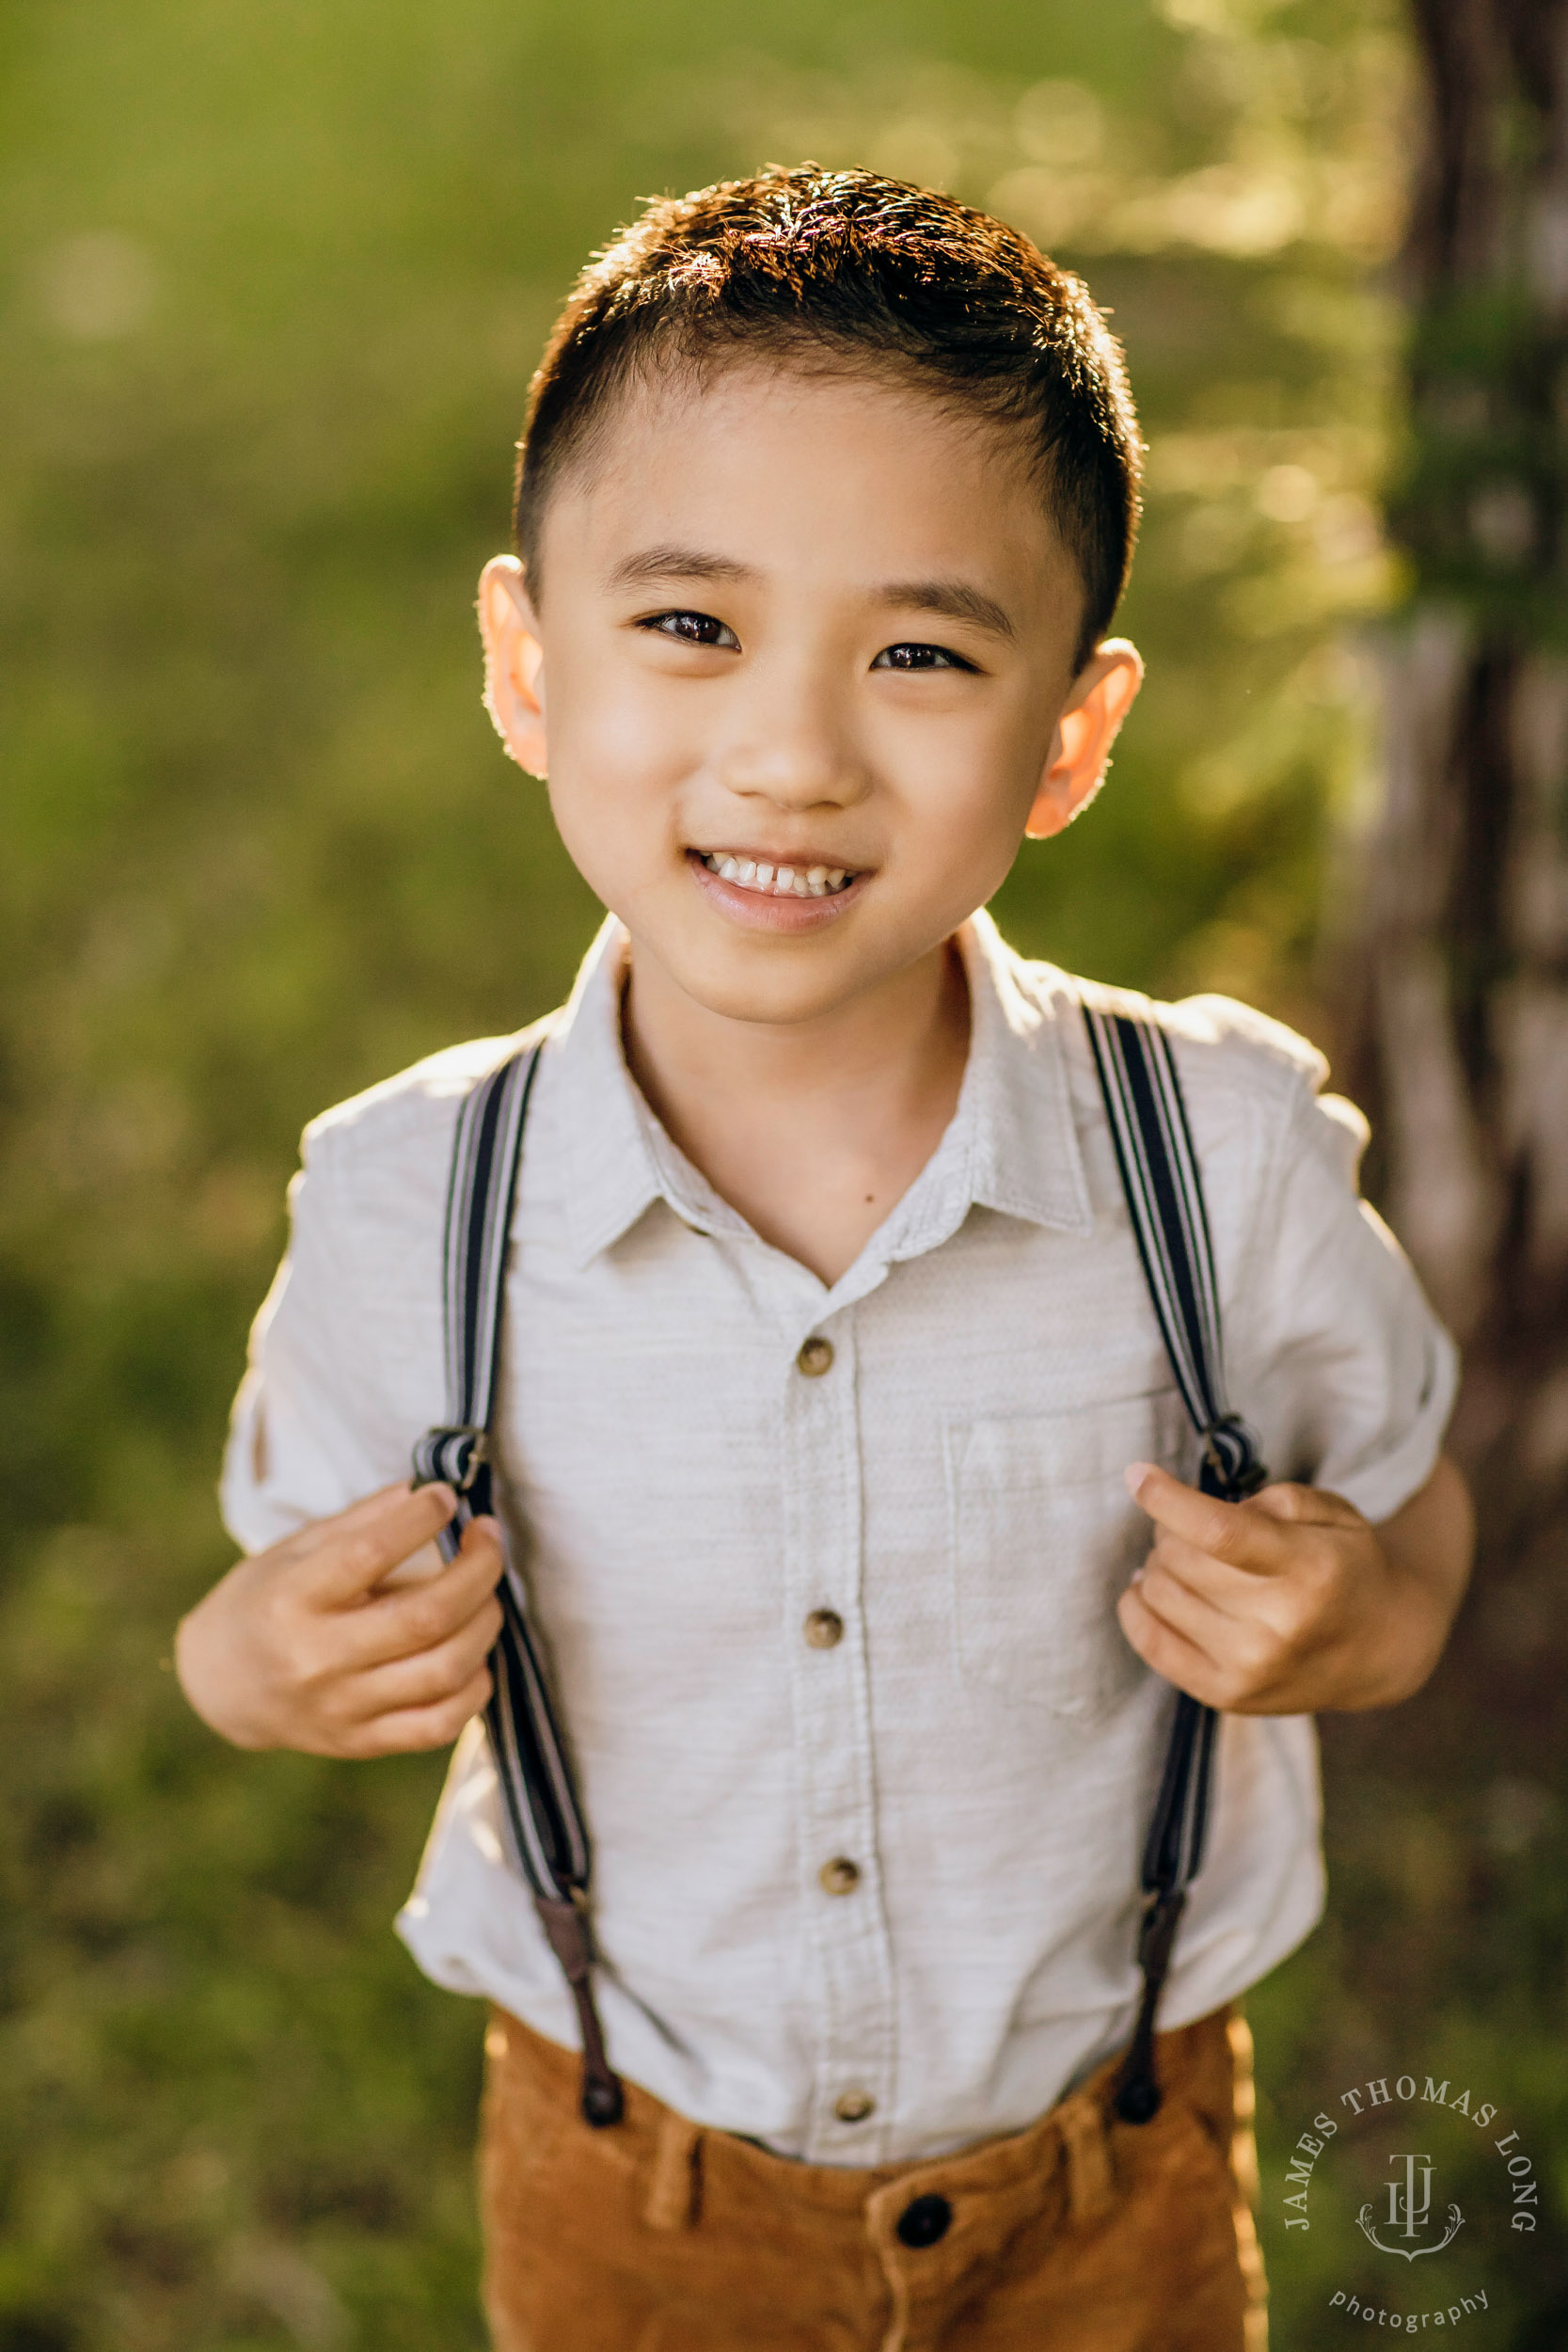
[[178, 168, 1473, 2350]]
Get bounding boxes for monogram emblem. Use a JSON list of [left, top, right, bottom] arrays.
[[1355, 2154, 1465, 2262]]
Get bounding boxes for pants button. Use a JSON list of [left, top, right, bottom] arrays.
[[895, 2192, 952, 2249]]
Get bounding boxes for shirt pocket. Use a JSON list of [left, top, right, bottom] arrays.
[[945, 1390, 1188, 1722]]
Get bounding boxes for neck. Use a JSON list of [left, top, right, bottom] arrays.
[[620, 937, 973, 1286]]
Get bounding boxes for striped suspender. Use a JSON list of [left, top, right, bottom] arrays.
[[412, 1006, 1262, 2137], [1082, 997, 1268, 2124], [411, 1043, 624, 2128]]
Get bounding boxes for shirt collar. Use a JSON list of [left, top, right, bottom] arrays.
[[549, 905, 1093, 1273], [547, 918, 676, 1269], [951, 906, 1094, 1236]]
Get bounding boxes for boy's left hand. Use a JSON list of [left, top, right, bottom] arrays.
[[1117, 1454, 1473, 1715]]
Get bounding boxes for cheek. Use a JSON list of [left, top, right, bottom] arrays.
[[882, 703, 1044, 882], [551, 644, 657, 776], [543, 659, 693, 866]]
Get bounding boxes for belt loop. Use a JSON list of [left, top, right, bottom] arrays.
[[1055, 2090, 1117, 2229], [644, 2110, 703, 2232]]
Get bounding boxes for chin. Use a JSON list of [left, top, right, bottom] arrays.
[[667, 938, 879, 1028], [693, 968, 858, 1028]]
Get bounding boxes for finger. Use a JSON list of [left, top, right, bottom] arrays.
[[374, 1536, 449, 1591], [342, 1664, 495, 1758], [1126, 1562, 1307, 1711], [293, 1482, 460, 1605], [263, 1481, 430, 1569], [1124, 1463, 1288, 1576], [1136, 1531, 1290, 1619], [1117, 1582, 1230, 1706], [340, 1594, 504, 1721], [345, 1516, 507, 1667], [1129, 1557, 1258, 1655], [1250, 1480, 1366, 1532]]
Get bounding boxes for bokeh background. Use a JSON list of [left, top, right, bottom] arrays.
[[3, 0, 1564, 2344]]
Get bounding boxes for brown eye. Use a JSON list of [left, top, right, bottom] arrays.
[[642, 611, 740, 649], [872, 642, 974, 672]]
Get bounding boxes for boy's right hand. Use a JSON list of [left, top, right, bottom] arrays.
[[174, 1483, 505, 1757]]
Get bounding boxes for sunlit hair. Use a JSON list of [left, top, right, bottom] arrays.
[[515, 165, 1142, 669]]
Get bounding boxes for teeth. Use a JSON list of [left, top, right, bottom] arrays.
[[701, 853, 856, 898]]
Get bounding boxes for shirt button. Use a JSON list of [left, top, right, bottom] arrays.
[[803, 1608, 844, 1649], [818, 1856, 861, 1896], [796, 1335, 834, 1377], [834, 2089, 876, 2124]]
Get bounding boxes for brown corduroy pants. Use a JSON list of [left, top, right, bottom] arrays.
[[480, 2004, 1268, 2352]]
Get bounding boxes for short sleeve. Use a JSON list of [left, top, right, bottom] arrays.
[[1227, 1074, 1459, 1523], [218, 1128, 440, 1552]]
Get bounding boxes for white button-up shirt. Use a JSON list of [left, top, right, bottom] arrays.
[[221, 911, 1456, 2165]]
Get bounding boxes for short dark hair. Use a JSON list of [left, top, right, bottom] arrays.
[[515, 166, 1142, 668]]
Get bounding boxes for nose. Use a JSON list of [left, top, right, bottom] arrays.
[[716, 648, 869, 812]]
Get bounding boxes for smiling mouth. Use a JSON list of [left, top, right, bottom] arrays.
[[695, 850, 860, 899]]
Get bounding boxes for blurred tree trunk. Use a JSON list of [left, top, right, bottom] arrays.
[[1346, 1, 1568, 1649]]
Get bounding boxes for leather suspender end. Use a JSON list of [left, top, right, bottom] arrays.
[[1112, 1888, 1189, 2126], [534, 1894, 626, 2128]]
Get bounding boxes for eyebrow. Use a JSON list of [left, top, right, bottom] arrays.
[[605, 545, 759, 592], [873, 580, 1017, 644]]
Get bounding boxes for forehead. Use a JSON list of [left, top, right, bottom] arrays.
[[540, 358, 1074, 597]]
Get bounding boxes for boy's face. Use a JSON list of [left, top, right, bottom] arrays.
[[481, 363, 1140, 1029]]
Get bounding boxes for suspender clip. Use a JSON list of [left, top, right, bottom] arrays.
[[448, 1427, 490, 1490], [1201, 1413, 1268, 1502], [413, 1424, 490, 1494]]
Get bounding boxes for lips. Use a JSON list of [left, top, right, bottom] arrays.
[[686, 846, 869, 931]]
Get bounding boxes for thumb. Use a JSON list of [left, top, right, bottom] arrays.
[[295, 1481, 458, 1606], [456, 1512, 508, 1587], [1248, 1480, 1365, 1532]]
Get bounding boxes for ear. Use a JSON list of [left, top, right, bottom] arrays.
[[477, 554, 548, 776], [1024, 640, 1144, 840]]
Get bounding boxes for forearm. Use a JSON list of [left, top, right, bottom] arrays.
[[1343, 1452, 1474, 1711]]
